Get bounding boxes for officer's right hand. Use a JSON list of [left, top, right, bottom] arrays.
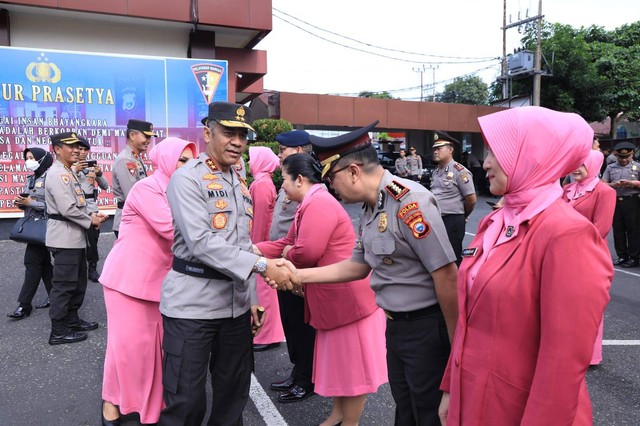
[[264, 258, 293, 290]]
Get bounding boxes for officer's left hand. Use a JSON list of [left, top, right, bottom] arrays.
[[251, 304, 265, 337]]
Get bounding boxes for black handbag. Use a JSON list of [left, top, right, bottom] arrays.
[[9, 212, 48, 246]]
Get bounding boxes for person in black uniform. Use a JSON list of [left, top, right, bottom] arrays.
[[8, 148, 54, 319], [267, 130, 317, 403], [602, 141, 640, 268]]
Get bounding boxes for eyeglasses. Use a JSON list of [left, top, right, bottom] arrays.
[[324, 163, 363, 186]]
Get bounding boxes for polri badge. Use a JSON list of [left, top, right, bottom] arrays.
[[378, 213, 388, 232]]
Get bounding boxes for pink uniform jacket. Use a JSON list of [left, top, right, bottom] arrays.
[[257, 186, 378, 331], [100, 139, 194, 302], [562, 182, 616, 239], [441, 200, 613, 425]]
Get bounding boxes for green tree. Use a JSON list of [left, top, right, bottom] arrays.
[[502, 21, 640, 136], [435, 76, 489, 105], [252, 118, 293, 142], [358, 91, 395, 99]]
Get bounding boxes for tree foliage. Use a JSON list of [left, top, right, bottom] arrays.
[[358, 91, 395, 99], [435, 76, 489, 105], [252, 118, 293, 142], [501, 20, 640, 136]]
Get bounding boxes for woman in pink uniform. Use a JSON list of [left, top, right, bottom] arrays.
[[255, 153, 387, 426], [563, 149, 616, 366], [100, 137, 196, 425], [249, 146, 285, 350], [439, 107, 613, 425]]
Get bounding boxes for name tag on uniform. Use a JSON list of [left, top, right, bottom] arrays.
[[462, 247, 478, 257]]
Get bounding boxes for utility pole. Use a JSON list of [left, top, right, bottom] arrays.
[[532, 0, 543, 106], [501, 0, 508, 99], [427, 65, 439, 101], [412, 65, 426, 101]]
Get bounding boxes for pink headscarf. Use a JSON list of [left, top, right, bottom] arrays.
[[249, 146, 279, 183], [148, 137, 197, 187], [564, 150, 605, 203], [478, 106, 593, 251]]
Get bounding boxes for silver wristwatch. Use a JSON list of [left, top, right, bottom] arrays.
[[253, 256, 267, 274]]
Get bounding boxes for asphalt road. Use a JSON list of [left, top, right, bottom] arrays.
[[0, 195, 638, 425]]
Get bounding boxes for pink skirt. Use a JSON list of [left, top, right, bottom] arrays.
[[102, 287, 164, 424], [313, 308, 388, 397], [253, 275, 285, 345]]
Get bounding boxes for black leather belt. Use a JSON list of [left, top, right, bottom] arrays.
[[384, 304, 440, 320], [172, 257, 232, 281], [117, 201, 125, 209], [48, 214, 70, 222]]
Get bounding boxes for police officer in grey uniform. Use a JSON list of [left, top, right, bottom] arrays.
[[278, 121, 458, 426], [430, 131, 477, 265], [406, 146, 423, 181], [267, 130, 317, 403], [8, 148, 54, 319], [602, 141, 640, 268], [159, 102, 291, 426], [394, 149, 409, 178], [74, 137, 109, 281], [112, 119, 155, 237], [45, 132, 106, 345]]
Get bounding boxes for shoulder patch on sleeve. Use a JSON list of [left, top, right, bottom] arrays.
[[385, 180, 410, 201], [126, 161, 137, 176], [61, 174, 70, 185], [454, 162, 464, 171]]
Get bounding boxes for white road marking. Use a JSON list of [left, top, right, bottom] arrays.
[[603, 340, 640, 346], [250, 373, 288, 426], [614, 268, 640, 278]]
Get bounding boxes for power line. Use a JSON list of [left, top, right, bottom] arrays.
[[273, 7, 497, 61], [272, 12, 500, 65]]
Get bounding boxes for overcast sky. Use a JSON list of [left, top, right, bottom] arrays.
[[257, 0, 638, 101]]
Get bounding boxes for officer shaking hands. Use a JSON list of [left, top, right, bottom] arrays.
[[269, 121, 458, 425], [45, 132, 107, 345], [430, 131, 477, 265], [159, 102, 292, 425]]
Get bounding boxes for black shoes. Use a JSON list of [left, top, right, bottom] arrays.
[[620, 258, 640, 268], [68, 319, 99, 331], [7, 305, 32, 320], [88, 269, 101, 282], [35, 298, 50, 309], [253, 342, 281, 352], [49, 330, 87, 345], [270, 376, 296, 391], [613, 257, 629, 266], [277, 385, 314, 403]]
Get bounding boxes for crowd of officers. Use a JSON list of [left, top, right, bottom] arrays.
[[7, 101, 640, 425]]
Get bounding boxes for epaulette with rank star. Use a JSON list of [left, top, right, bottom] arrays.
[[453, 162, 464, 171], [385, 180, 410, 201]]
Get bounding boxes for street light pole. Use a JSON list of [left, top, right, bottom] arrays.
[[532, 0, 543, 106], [412, 65, 426, 101]]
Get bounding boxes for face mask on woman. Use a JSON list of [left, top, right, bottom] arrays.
[[25, 158, 41, 172]]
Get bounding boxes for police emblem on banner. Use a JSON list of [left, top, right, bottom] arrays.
[[192, 64, 224, 104]]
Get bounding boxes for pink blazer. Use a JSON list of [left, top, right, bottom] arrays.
[[100, 175, 174, 302], [249, 177, 275, 244], [442, 200, 613, 425], [562, 182, 616, 239], [257, 187, 377, 330]]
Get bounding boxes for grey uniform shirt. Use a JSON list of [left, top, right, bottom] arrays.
[[44, 160, 92, 249], [395, 157, 409, 177], [269, 188, 298, 240], [112, 145, 147, 231], [602, 161, 640, 196], [21, 173, 47, 217], [351, 170, 456, 312], [76, 166, 109, 213], [406, 154, 423, 176], [430, 160, 476, 215], [161, 153, 258, 320]]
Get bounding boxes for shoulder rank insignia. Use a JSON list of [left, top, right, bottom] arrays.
[[205, 158, 219, 172], [454, 162, 464, 171], [385, 180, 410, 200]]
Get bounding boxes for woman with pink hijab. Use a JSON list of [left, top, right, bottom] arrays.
[[563, 149, 616, 366], [249, 146, 285, 350], [439, 107, 613, 425], [100, 137, 196, 425]]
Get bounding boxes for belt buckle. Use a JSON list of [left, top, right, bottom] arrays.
[[618, 197, 624, 201], [384, 310, 394, 320]]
